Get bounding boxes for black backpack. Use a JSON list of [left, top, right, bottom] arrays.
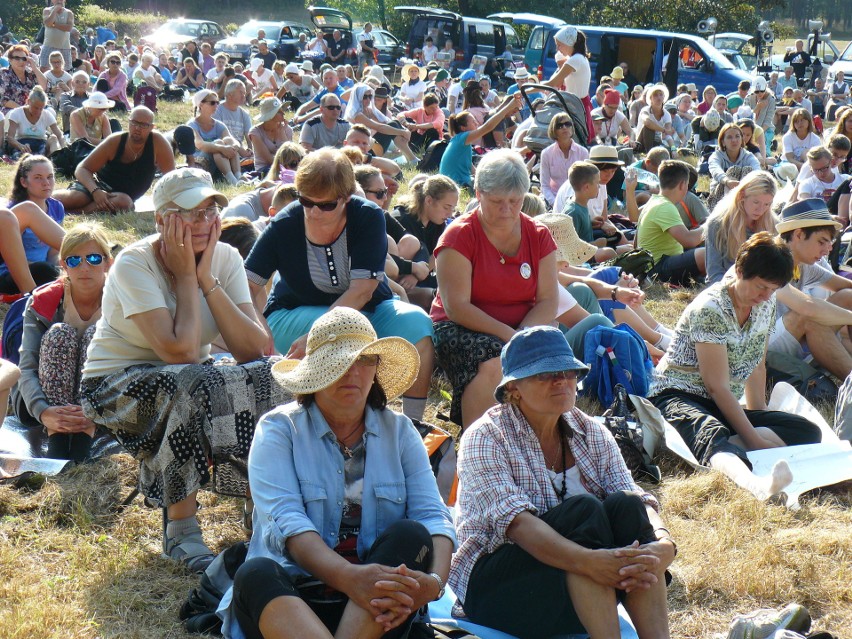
[[179, 541, 249, 635], [417, 139, 448, 173]]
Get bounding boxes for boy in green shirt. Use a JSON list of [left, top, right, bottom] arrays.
[[636, 160, 705, 284]]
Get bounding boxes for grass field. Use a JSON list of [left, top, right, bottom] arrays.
[[0, 99, 850, 639]]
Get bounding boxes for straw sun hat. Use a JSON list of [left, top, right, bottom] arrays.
[[536, 212, 597, 265], [271, 307, 420, 399]]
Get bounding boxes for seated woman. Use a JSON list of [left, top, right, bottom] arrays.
[[451, 326, 674, 639], [175, 56, 206, 92], [781, 108, 821, 172], [708, 123, 761, 192], [704, 170, 777, 285], [0, 154, 66, 295], [245, 149, 435, 423], [637, 84, 675, 151], [649, 233, 822, 502], [737, 118, 774, 170], [249, 97, 293, 177], [81, 168, 286, 571], [439, 96, 520, 192], [95, 53, 130, 111], [461, 81, 505, 148], [264, 141, 305, 185], [68, 91, 113, 145], [5, 86, 67, 158], [343, 84, 417, 164], [398, 63, 427, 110], [12, 223, 111, 461], [540, 112, 590, 207], [432, 149, 610, 429], [220, 307, 455, 639], [187, 89, 243, 186], [0, 44, 48, 115]]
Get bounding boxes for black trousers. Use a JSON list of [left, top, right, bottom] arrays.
[[463, 492, 656, 639], [0, 262, 60, 295], [651, 390, 822, 467], [232, 520, 433, 639]]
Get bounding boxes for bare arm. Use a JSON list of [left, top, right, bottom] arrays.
[[667, 223, 705, 249], [776, 283, 852, 326], [517, 251, 558, 328], [466, 95, 520, 146]]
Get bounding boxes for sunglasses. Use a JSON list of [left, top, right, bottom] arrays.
[[64, 253, 105, 268], [108, 59, 121, 65], [363, 94, 374, 99], [531, 370, 580, 382], [8, 55, 28, 62], [353, 354, 380, 367], [555, 121, 573, 129], [163, 205, 221, 223], [365, 188, 388, 199], [323, 104, 341, 110], [285, 161, 300, 169], [298, 194, 339, 211], [202, 99, 219, 105]]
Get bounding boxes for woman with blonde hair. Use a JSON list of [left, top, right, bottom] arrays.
[[782, 108, 821, 171], [704, 170, 778, 284], [13, 223, 112, 461], [265, 141, 306, 184]]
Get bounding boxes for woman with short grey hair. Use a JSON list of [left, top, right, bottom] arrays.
[[474, 147, 530, 195]]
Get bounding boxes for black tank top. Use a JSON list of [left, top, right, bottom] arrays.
[[96, 132, 156, 200]]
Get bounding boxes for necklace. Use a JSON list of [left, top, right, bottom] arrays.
[[335, 421, 363, 458]]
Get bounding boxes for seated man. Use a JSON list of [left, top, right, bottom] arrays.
[[293, 68, 347, 124], [53, 106, 175, 213], [58, 70, 90, 134], [627, 145, 669, 204], [562, 162, 618, 263], [771, 199, 852, 380], [299, 93, 349, 152], [796, 147, 848, 207], [636, 159, 705, 284]]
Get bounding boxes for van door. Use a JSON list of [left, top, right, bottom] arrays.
[[600, 33, 658, 86]]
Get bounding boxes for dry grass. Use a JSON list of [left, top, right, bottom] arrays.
[[0, 100, 851, 638]]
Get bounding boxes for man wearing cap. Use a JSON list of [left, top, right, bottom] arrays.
[[425, 68, 451, 108], [771, 199, 852, 379], [300, 93, 350, 151], [54, 105, 175, 213], [691, 109, 721, 156], [744, 76, 776, 148], [590, 88, 634, 147], [506, 68, 541, 121]]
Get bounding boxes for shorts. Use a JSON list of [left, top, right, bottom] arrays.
[[767, 315, 805, 360], [68, 177, 113, 198]]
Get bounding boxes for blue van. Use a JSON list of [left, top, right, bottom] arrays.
[[490, 13, 751, 95]]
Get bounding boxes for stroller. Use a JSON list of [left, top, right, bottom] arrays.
[[519, 83, 589, 157]]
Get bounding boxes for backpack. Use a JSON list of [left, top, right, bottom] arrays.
[[765, 351, 837, 404], [412, 418, 458, 506], [134, 85, 158, 112], [52, 138, 97, 178], [417, 139, 448, 173], [179, 541, 249, 635], [601, 384, 661, 483], [582, 323, 653, 407], [0, 294, 30, 365], [602, 248, 656, 284]]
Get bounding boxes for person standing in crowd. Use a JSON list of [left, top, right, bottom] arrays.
[[40, 0, 74, 72], [543, 26, 593, 143]]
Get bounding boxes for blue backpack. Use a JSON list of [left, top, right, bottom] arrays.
[[0, 294, 30, 365], [581, 323, 653, 406]]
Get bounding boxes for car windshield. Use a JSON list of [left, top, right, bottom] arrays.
[[698, 39, 735, 70], [234, 23, 282, 40], [159, 20, 202, 38]]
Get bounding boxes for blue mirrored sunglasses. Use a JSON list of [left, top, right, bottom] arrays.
[[64, 253, 105, 268]]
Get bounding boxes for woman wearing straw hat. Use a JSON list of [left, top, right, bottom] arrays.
[[450, 326, 674, 639], [81, 168, 286, 572], [398, 64, 427, 110], [68, 91, 112, 145], [220, 306, 455, 639], [249, 97, 293, 176], [543, 26, 594, 144]]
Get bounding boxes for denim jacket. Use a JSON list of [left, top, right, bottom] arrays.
[[218, 400, 456, 637]]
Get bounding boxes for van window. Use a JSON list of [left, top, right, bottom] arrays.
[[411, 17, 458, 51], [529, 26, 545, 51], [505, 25, 522, 50], [475, 24, 495, 49]]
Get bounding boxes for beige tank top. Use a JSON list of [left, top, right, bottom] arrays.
[[43, 8, 72, 49]]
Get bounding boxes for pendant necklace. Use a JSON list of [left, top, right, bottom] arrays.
[[335, 421, 363, 458]]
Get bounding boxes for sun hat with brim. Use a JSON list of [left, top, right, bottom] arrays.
[[643, 83, 669, 103], [513, 67, 531, 80], [285, 62, 300, 75], [536, 212, 597, 266], [610, 66, 624, 80], [254, 97, 285, 122], [271, 307, 420, 400], [301, 60, 314, 72], [773, 162, 799, 183], [152, 167, 228, 211], [368, 65, 387, 82], [402, 63, 427, 82], [588, 145, 625, 166], [82, 91, 114, 110], [775, 198, 841, 235], [495, 326, 589, 402], [685, 83, 697, 92]]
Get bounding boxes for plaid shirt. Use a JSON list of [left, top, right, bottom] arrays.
[[448, 403, 659, 612]]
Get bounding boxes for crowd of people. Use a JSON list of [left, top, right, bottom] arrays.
[[0, 10, 851, 639]]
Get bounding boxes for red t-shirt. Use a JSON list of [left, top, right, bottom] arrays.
[[430, 211, 557, 328]]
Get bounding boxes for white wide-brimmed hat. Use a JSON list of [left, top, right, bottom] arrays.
[[272, 307, 420, 399], [254, 96, 285, 122], [301, 59, 314, 72], [82, 91, 114, 110]]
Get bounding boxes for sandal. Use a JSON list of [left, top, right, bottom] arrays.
[[163, 519, 215, 574]]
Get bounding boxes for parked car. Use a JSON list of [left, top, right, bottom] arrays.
[[354, 27, 405, 72], [828, 41, 852, 84], [395, 6, 523, 74], [496, 12, 750, 95], [140, 19, 228, 52], [214, 20, 312, 65]]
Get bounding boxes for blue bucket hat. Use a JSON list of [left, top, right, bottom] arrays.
[[459, 68, 476, 82], [494, 326, 589, 402]]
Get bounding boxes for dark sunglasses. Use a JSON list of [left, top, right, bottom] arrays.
[[365, 188, 388, 199], [363, 93, 374, 99], [8, 55, 28, 62], [285, 161, 300, 169], [64, 253, 105, 268], [323, 104, 341, 110], [298, 194, 339, 211], [108, 59, 121, 64], [532, 370, 580, 382], [202, 99, 220, 105], [555, 121, 573, 129]]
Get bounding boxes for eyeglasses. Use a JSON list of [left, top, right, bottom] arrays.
[[353, 354, 380, 367], [555, 121, 573, 129], [129, 119, 153, 129], [108, 59, 121, 65], [298, 194, 340, 211], [202, 99, 219, 105], [813, 164, 834, 174], [163, 205, 221, 222], [64, 253, 105, 268], [531, 370, 580, 382], [365, 188, 388, 199], [8, 55, 28, 62], [363, 94, 373, 99], [323, 104, 341, 110], [285, 161, 300, 169]]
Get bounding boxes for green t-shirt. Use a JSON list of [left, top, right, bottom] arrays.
[[636, 194, 685, 263], [563, 200, 593, 243]]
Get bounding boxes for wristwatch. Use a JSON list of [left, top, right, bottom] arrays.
[[428, 572, 446, 600]]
